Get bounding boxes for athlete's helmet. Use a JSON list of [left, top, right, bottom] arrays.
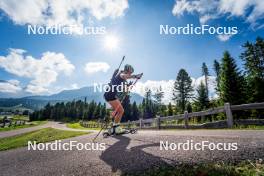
[[124, 64, 134, 73]]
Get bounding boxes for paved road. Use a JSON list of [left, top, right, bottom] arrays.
[[1, 128, 264, 176], [0, 122, 51, 139], [0, 121, 96, 139]]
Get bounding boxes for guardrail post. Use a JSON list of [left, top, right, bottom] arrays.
[[156, 116, 161, 130], [184, 111, 189, 129], [225, 103, 233, 128], [139, 118, 143, 129]]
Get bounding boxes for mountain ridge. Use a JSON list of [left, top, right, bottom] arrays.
[[0, 86, 143, 110]]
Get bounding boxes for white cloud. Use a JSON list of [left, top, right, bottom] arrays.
[[0, 80, 22, 93], [217, 34, 233, 42], [0, 0, 129, 27], [71, 83, 79, 89], [25, 84, 48, 94], [85, 62, 110, 74], [8, 79, 20, 86], [0, 48, 75, 94], [132, 76, 217, 105], [172, 0, 264, 28]]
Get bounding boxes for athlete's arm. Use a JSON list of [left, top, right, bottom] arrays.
[[120, 73, 143, 80]]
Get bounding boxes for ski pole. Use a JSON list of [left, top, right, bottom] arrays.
[[118, 56, 125, 70]]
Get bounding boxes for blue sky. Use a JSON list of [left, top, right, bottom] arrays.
[[0, 0, 264, 97]]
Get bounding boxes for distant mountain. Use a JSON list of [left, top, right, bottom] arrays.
[[0, 86, 143, 110]]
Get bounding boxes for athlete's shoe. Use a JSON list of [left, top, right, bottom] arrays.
[[114, 125, 126, 134]]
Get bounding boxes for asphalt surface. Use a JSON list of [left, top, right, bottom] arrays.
[[0, 122, 51, 139], [1, 123, 264, 176], [0, 121, 96, 139]]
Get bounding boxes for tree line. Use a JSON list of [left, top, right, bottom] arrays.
[[31, 37, 264, 122], [134, 37, 264, 120], [30, 97, 142, 122], [30, 98, 107, 121]]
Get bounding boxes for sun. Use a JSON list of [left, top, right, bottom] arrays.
[[104, 35, 119, 51]]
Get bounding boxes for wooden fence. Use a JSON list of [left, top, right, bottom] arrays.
[[0, 120, 26, 128], [121, 102, 264, 129]]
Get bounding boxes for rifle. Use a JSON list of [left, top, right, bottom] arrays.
[[110, 56, 125, 83]]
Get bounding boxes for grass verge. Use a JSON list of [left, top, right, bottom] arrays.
[[126, 161, 264, 176], [0, 121, 47, 132], [67, 122, 100, 130], [0, 127, 89, 151], [233, 125, 264, 130]]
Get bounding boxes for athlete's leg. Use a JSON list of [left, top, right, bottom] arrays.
[[113, 102, 124, 123], [107, 99, 124, 122], [107, 99, 125, 134]]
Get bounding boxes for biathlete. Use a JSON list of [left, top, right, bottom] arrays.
[[104, 64, 142, 134]]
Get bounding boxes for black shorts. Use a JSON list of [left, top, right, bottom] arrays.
[[104, 92, 117, 101]]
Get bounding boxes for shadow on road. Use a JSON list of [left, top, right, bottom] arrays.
[[100, 135, 168, 175]]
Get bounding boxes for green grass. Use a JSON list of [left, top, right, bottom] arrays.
[[11, 115, 29, 121], [0, 115, 29, 121], [67, 122, 100, 130], [0, 127, 89, 151], [233, 125, 264, 130], [126, 161, 264, 176], [0, 121, 47, 132]]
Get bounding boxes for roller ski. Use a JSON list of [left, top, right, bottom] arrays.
[[102, 123, 137, 138]]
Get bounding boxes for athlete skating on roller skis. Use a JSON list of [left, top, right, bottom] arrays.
[[104, 62, 143, 135]]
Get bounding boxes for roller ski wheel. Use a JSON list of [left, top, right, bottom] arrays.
[[125, 128, 137, 134], [129, 128, 137, 134], [102, 127, 137, 138], [103, 132, 110, 138]]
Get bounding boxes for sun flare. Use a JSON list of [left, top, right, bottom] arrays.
[[104, 35, 119, 51]]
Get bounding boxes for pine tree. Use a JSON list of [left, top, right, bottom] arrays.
[[122, 95, 132, 122], [131, 101, 140, 121], [172, 69, 194, 113], [87, 100, 96, 120], [167, 102, 173, 116], [219, 51, 245, 105], [153, 86, 164, 105], [153, 86, 164, 115], [100, 103, 107, 120], [93, 102, 101, 119], [202, 62, 209, 97], [213, 60, 221, 94], [43, 103, 52, 118], [240, 37, 264, 102], [186, 103, 192, 113], [160, 105, 167, 117], [195, 82, 209, 111], [143, 90, 156, 119]]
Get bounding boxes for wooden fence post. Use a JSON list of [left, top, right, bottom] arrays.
[[184, 111, 189, 129], [139, 118, 143, 129], [225, 103, 233, 128], [156, 116, 161, 130], [127, 120, 131, 129]]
